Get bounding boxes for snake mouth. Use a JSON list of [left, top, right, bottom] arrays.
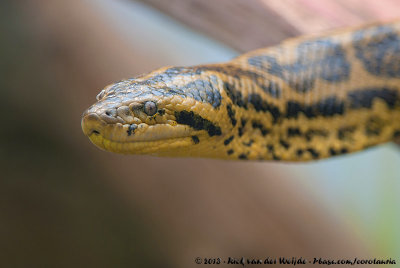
[[81, 112, 200, 153], [87, 132, 196, 154]]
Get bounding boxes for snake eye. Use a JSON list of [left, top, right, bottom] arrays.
[[144, 101, 157, 116]]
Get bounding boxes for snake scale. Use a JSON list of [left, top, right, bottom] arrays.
[[81, 21, 400, 161]]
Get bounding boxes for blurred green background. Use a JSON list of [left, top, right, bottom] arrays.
[[1, 0, 399, 267]]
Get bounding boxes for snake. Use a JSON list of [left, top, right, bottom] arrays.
[[81, 21, 400, 161]]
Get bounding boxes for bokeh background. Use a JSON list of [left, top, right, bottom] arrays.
[[1, 0, 400, 267]]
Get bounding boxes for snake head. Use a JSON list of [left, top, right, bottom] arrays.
[[81, 66, 233, 158]]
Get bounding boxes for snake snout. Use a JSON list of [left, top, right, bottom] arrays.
[[81, 112, 106, 137]]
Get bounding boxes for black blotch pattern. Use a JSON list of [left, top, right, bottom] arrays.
[[287, 127, 302, 137], [272, 154, 281, 160], [158, 109, 165, 115], [251, 121, 270, 136], [223, 86, 398, 123], [307, 148, 320, 159], [175, 111, 222, 136], [329, 147, 349, 156], [296, 149, 304, 157], [238, 153, 248, 160], [353, 25, 400, 77], [286, 97, 345, 119], [202, 65, 281, 98], [365, 116, 384, 136], [227, 149, 234, 155], [224, 136, 234, 146], [338, 126, 356, 140], [304, 129, 329, 141], [238, 128, 244, 137], [267, 144, 274, 152], [223, 82, 248, 108], [226, 104, 237, 126], [248, 94, 281, 123], [279, 139, 290, 149], [223, 84, 281, 122], [238, 119, 247, 137], [241, 119, 247, 128], [243, 140, 254, 147], [248, 38, 350, 93], [329, 148, 338, 156], [393, 130, 400, 138], [264, 81, 281, 98], [348, 88, 398, 109], [191, 136, 200, 144]]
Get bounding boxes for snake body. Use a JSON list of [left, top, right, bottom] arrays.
[[82, 21, 400, 161]]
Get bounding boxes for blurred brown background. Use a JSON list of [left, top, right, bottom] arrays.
[[2, 1, 400, 267]]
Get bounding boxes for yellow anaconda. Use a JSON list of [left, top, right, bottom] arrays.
[[81, 21, 400, 161]]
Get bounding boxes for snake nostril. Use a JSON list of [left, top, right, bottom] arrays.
[[105, 109, 117, 117], [92, 130, 100, 135], [100, 109, 120, 123]]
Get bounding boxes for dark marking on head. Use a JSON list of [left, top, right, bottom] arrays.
[[191, 135, 200, 144], [348, 88, 398, 109], [248, 38, 350, 93], [279, 139, 290, 149], [127, 124, 138, 136], [226, 104, 237, 126], [158, 109, 165, 115], [307, 148, 320, 159], [227, 149, 234, 155], [251, 121, 270, 136], [224, 136, 234, 146], [353, 25, 400, 77], [340, 148, 349, 154], [175, 111, 221, 136], [238, 153, 248, 160]]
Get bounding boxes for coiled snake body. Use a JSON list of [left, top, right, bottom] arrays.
[[82, 21, 400, 161]]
